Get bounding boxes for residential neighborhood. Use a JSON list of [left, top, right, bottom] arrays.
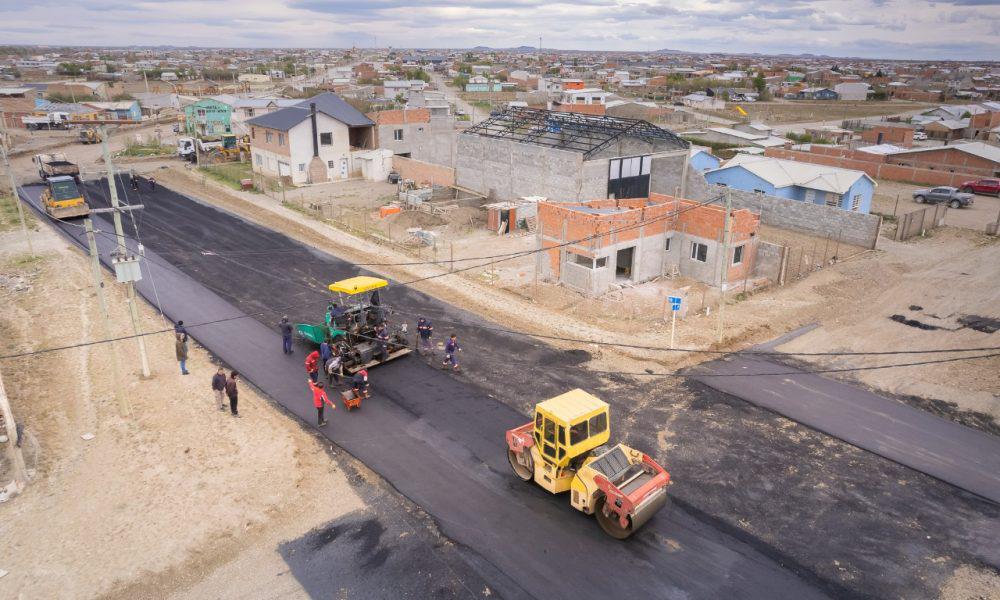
[[0, 3, 998, 599]]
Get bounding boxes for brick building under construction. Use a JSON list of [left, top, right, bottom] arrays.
[[536, 192, 760, 296]]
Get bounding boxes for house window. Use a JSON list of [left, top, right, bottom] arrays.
[[265, 131, 273, 143], [733, 245, 744, 265], [328, 160, 335, 168], [665, 236, 671, 251], [753, 188, 765, 195], [573, 254, 594, 268], [851, 194, 861, 212], [246, 108, 254, 117], [595, 257, 607, 268], [254, 153, 262, 166], [278, 133, 285, 146], [825, 193, 839, 207], [394, 128, 404, 141], [320, 132, 332, 145], [197, 109, 206, 117], [251, 127, 256, 139], [690, 242, 708, 263], [298, 163, 305, 172]]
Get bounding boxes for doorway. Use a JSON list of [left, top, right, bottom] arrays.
[[616, 247, 634, 280]]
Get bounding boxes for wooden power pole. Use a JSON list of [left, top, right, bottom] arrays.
[[0, 367, 28, 494], [99, 128, 151, 379], [717, 189, 733, 344]]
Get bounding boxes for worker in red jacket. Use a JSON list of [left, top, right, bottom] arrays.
[[305, 349, 321, 383], [309, 379, 335, 426]]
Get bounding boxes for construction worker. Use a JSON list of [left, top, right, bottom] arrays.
[[417, 317, 433, 355], [305, 349, 321, 383], [319, 338, 332, 369], [442, 334, 461, 371], [351, 368, 370, 399], [374, 324, 390, 362], [130, 174, 139, 192], [309, 379, 335, 426], [328, 302, 346, 325], [279, 316, 293, 354], [148, 175, 156, 191], [325, 344, 343, 385]]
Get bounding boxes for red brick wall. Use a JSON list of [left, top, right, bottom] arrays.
[[553, 103, 606, 116], [393, 156, 455, 186], [861, 125, 914, 147], [764, 147, 995, 186], [539, 194, 761, 282]]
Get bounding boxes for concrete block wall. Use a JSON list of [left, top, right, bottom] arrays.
[[754, 241, 786, 284], [456, 135, 583, 200], [718, 185, 881, 249]]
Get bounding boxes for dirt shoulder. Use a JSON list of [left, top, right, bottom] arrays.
[[0, 226, 361, 598]]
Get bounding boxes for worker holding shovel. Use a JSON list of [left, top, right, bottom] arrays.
[[309, 379, 335, 426]]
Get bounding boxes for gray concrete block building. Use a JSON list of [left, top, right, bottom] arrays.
[[455, 107, 691, 201]]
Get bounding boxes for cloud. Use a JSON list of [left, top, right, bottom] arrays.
[[0, 0, 995, 59]]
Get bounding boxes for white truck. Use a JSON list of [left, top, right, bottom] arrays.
[[176, 136, 223, 162], [22, 112, 71, 130]]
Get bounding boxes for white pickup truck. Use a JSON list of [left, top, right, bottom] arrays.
[[22, 112, 71, 130]]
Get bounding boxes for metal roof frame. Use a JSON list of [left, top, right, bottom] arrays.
[[463, 107, 688, 159]]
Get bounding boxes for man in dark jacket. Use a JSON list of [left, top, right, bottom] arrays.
[[174, 320, 188, 342], [279, 316, 293, 354], [442, 334, 461, 371], [211, 367, 227, 411], [225, 371, 240, 417], [417, 317, 433, 355]]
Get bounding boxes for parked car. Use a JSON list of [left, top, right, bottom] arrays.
[[912, 186, 974, 208], [959, 178, 1000, 196], [913, 131, 928, 141]]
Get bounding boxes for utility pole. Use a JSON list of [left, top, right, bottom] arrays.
[[717, 190, 732, 344], [0, 367, 28, 494], [0, 139, 34, 257], [100, 127, 151, 378], [85, 217, 130, 416]]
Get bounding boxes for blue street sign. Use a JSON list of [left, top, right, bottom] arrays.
[[668, 296, 682, 311]]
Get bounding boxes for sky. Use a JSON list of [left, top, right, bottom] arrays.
[[1, 0, 999, 60]]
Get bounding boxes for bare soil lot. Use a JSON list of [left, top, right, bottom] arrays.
[[873, 179, 1000, 232], [705, 100, 933, 124]]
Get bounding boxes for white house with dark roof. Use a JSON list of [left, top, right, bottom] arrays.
[[247, 92, 376, 185]]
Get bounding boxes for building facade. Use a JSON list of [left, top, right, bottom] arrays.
[[183, 98, 233, 136]]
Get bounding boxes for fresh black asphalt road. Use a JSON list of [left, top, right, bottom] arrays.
[[689, 344, 1000, 505], [20, 180, 829, 599]]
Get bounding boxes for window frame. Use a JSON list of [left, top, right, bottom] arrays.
[[732, 244, 744, 265], [690, 242, 708, 263], [319, 132, 333, 146], [393, 128, 404, 141]]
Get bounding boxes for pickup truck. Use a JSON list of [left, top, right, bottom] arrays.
[[22, 112, 71, 130], [34, 153, 81, 181], [959, 178, 1000, 196], [912, 186, 974, 209]]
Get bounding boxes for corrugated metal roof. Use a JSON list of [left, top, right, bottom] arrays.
[[891, 141, 1000, 164], [714, 154, 873, 195], [246, 92, 373, 131]]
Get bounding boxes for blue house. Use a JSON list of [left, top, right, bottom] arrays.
[[689, 146, 721, 171], [82, 100, 143, 122], [704, 155, 876, 213]]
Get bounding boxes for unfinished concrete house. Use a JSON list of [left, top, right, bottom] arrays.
[[537, 193, 760, 296], [457, 108, 692, 202]]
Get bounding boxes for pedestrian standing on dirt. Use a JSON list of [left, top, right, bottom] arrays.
[[279, 316, 293, 354], [326, 345, 343, 385], [442, 334, 461, 371], [309, 379, 335, 426], [305, 349, 321, 383], [211, 367, 227, 411], [225, 371, 240, 417], [175, 333, 190, 375], [174, 320, 188, 343], [148, 175, 156, 191], [417, 317, 433, 355]]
